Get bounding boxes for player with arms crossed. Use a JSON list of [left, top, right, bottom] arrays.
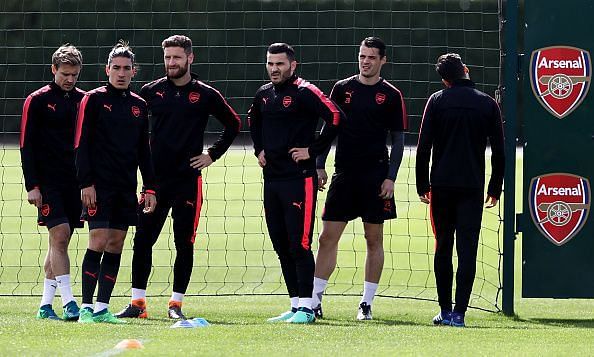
[[75, 41, 157, 324], [20, 44, 85, 321], [312, 37, 407, 320], [248, 43, 343, 324], [116, 35, 240, 320]]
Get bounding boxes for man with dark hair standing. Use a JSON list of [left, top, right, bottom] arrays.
[[416, 53, 504, 327], [116, 35, 240, 320], [75, 41, 157, 324], [312, 37, 407, 321], [21, 44, 85, 321], [248, 42, 343, 324]]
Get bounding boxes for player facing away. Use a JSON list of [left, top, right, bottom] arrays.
[[75, 41, 157, 324], [312, 37, 407, 320], [116, 35, 241, 320], [20, 44, 85, 321], [416, 53, 504, 327], [248, 43, 343, 324]]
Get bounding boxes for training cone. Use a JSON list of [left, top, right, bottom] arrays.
[[170, 320, 195, 329], [190, 318, 210, 327], [114, 339, 144, 350]]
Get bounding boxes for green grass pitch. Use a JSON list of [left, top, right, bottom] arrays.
[[2, 146, 593, 355]]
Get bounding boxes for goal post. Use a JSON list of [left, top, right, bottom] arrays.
[[0, 0, 505, 312]]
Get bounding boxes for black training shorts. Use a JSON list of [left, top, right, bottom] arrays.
[[322, 167, 396, 224]]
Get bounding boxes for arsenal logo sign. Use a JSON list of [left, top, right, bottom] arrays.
[[530, 46, 591, 119], [41, 204, 50, 217], [375, 92, 386, 105], [189, 92, 200, 103], [131, 106, 140, 118], [529, 173, 590, 246], [88, 206, 97, 217], [283, 96, 292, 108]]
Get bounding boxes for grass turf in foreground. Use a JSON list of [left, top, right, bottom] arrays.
[[2, 295, 594, 356]]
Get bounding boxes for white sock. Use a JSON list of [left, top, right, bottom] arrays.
[[55, 274, 75, 307], [312, 277, 328, 308], [40, 278, 57, 307], [81, 303, 94, 310], [290, 297, 299, 310], [298, 297, 313, 310], [94, 302, 109, 313], [132, 288, 146, 301], [170, 292, 184, 303], [360, 281, 379, 306]]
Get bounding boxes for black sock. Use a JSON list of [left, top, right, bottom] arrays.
[[96, 251, 122, 304], [81, 249, 102, 305]]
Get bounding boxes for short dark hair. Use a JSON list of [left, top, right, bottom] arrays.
[[162, 35, 192, 55], [435, 53, 465, 81], [107, 40, 135, 66], [361, 37, 386, 58], [267, 43, 295, 62], [52, 44, 82, 68]]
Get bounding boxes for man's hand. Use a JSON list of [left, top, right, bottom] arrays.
[[289, 147, 310, 162], [190, 153, 213, 170], [379, 179, 395, 200], [257, 150, 267, 167], [143, 192, 157, 213], [419, 192, 430, 204], [27, 187, 42, 208], [485, 195, 498, 209], [317, 169, 328, 191], [81, 186, 97, 209]]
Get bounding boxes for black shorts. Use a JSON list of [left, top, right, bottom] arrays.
[[81, 188, 137, 231], [322, 167, 396, 224], [38, 185, 83, 229]]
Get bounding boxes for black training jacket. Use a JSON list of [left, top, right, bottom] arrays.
[[140, 74, 241, 187], [75, 83, 155, 192], [329, 75, 407, 169], [248, 74, 343, 180], [416, 79, 505, 198], [20, 82, 85, 192]]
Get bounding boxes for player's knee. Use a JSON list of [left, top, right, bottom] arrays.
[[288, 242, 311, 260], [106, 237, 125, 253], [43, 259, 52, 273], [132, 241, 151, 256], [318, 231, 340, 248], [174, 239, 193, 253], [50, 236, 69, 254], [364, 232, 383, 251]]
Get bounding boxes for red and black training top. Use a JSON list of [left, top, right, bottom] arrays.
[[140, 74, 241, 187], [248, 74, 343, 180], [329, 75, 407, 170], [74, 83, 156, 192], [20, 81, 85, 192]]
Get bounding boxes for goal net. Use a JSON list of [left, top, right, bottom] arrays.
[[0, 0, 503, 312]]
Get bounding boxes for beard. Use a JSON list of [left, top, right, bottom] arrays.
[[166, 60, 189, 79]]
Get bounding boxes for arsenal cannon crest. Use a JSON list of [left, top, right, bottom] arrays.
[[529, 173, 591, 246], [530, 46, 591, 119]]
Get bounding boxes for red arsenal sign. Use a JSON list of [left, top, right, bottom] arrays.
[[375, 92, 386, 105], [189, 92, 200, 103], [131, 106, 140, 117], [530, 46, 591, 119], [283, 96, 292, 108], [41, 204, 50, 217], [529, 173, 591, 246]]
